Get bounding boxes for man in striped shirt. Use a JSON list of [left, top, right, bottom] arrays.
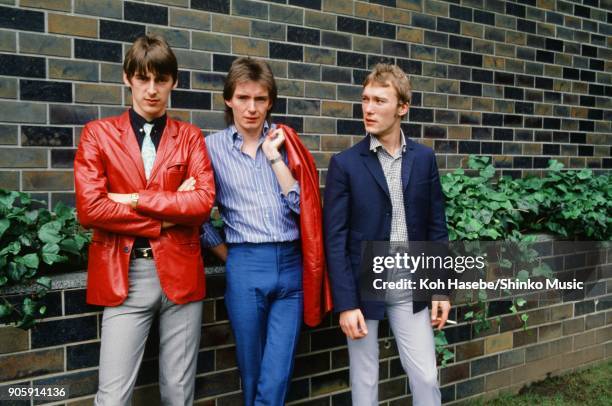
[[201, 57, 302, 406]]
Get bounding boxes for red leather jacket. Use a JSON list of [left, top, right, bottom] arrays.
[[279, 124, 333, 327], [74, 111, 215, 306]]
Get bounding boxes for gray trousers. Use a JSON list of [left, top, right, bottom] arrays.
[[347, 302, 441, 406], [94, 258, 203, 406]]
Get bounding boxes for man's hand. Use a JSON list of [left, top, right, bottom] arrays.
[[339, 309, 368, 340], [262, 128, 285, 160], [107, 192, 131, 205], [431, 299, 451, 330], [178, 177, 195, 191]]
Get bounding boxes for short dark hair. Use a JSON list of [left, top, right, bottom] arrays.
[[223, 57, 277, 125], [123, 34, 178, 83]]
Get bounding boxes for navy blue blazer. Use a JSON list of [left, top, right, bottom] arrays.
[[323, 135, 449, 320]]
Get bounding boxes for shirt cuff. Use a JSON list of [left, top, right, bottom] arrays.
[[200, 221, 224, 248], [282, 181, 300, 214]]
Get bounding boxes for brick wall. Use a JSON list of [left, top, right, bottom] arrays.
[[0, 243, 611, 404], [0, 0, 610, 210]]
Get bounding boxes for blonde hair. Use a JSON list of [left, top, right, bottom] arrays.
[[363, 64, 412, 110]]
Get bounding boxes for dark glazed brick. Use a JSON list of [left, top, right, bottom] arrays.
[[437, 17, 460, 34], [425, 31, 448, 47], [289, 0, 322, 10], [450, 35, 471, 51], [574, 5, 590, 18], [450, 5, 472, 21], [51, 149, 76, 168], [472, 69, 493, 83], [337, 120, 364, 135], [20, 80, 72, 103], [195, 370, 241, 398], [495, 72, 514, 85], [474, 10, 495, 26], [32, 316, 97, 348], [352, 69, 368, 85], [397, 59, 422, 75], [75, 39, 122, 63], [506, 3, 525, 18], [458, 141, 480, 154], [192, 0, 230, 14], [321, 32, 351, 49], [424, 126, 446, 138], [402, 123, 421, 138], [212, 54, 237, 72], [515, 102, 534, 115], [269, 42, 304, 61], [517, 19, 536, 34], [535, 77, 553, 90], [50, 105, 97, 125], [412, 13, 436, 30], [513, 156, 532, 168], [472, 127, 492, 139], [536, 50, 554, 64], [580, 70, 595, 82], [543, 118, 560, 129], [172, 91, 211, 110], [124, 1, 168, 25], [288, 26, 320, 45], [311, 370, 349, 397], [579, 95, 596, 107], [471, 355, 498, 376], [289, 63, 320, 80], [504, 87, 523, 100], [275, 115, 303, 133], [590, 59, 604, 71], [177, 71, 190, 89], [546, 38, 564, 52], [517, 47, 535, 61], [460, 52, 482, 67], [64, 289, 102, 315], [67, 342, 100, 370], [337, 52, 366, 69], [368, 22, 395, 39], [579, 121, 594, 132], [383, 41, 409, 57], [0, 6, 44, 32], [460, 82, 481, 96], [338, 17, 366, 35], [483, 113, 503, 126], [456, 377, 484, 399], [22, 126, 72, 147], [435, 140, 457, 153], [0, 54, 45, 78], [504, 115, 522, 127], [570, 133, 586, 144], [100, 20, 145, 43], [494, 128, 513, 141], [448, 66, 470, 80], [409, 108, 433, 123], [321, 66, 352, 83], [370, 0, 396, 6], [367, 55, 395, 69], [482, 142, 502, 154]]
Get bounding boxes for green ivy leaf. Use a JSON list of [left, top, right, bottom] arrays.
[[36, 276, 52, 289], [0, 218, 9, 239], [21, 253, 39, 269], [0, 304, 11, 318], [38, 221, 63, 244], [22, 298, 36, 316], [516, 298, 527, 307]]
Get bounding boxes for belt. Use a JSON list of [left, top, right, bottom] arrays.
[[132, 247, 154, 259]]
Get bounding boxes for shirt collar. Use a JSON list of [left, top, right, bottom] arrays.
[[129, 108, 166, 134], [369, 129, 407, 156], [231, 121, 272, 150]]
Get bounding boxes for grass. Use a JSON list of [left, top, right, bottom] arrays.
[[469, 360, 612, 405]]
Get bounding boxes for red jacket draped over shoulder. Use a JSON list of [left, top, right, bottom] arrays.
[[74, 111, 215, 306], [277, 124, 333, 327]]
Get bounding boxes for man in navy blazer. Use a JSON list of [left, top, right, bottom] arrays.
[[324, 64, 450, 405]]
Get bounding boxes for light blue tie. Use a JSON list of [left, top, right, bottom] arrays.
[[141, 123, 156, 180]]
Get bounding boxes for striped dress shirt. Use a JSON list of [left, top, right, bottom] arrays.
[[201, 122, 300, 247]]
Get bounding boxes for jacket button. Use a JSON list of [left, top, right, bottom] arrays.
[[123, 246, 130, 253]]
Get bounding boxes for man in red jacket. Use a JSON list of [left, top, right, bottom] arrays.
[[74, 35, 215, 405]]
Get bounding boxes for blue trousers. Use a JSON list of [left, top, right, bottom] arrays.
[[225, 241, 303, 406]]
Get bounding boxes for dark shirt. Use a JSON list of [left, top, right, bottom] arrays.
[[128, 109, 167, 249]]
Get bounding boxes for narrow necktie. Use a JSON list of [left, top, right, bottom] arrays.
[[141, 123, 156, 180]]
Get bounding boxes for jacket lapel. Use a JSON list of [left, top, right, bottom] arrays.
[[146, 117, 178, 185], [117, 111, 147, 188], [359, 136, 390, 199], [401, 140, 416, 192]]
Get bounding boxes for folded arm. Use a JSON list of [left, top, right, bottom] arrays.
[[74, 125, 161, 238], [135, 130, 216, 227]]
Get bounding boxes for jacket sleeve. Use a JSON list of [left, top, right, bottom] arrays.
[[426, 152, 451, 297], [74, 125, 162, 238], [323, 155, 360, 313], [135, 128, 215, 227]]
